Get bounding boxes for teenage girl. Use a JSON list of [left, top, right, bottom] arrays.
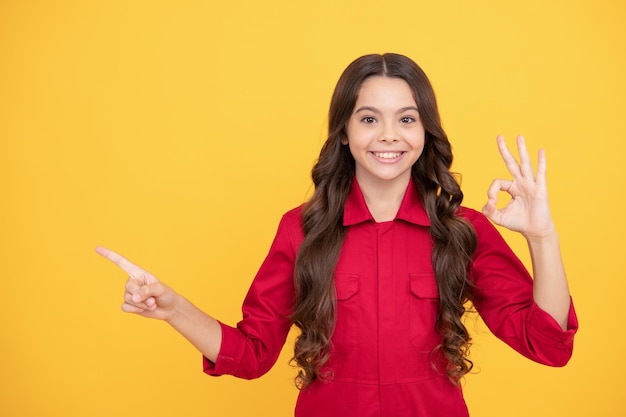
[[97, 53, 577, 417]]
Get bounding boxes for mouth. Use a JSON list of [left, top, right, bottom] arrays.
[[371, 151, 404, 160]]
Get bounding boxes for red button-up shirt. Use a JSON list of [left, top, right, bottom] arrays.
[[204, 179, 578, 416]]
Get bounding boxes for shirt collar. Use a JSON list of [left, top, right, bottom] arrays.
[[343, 177, 431, 226]]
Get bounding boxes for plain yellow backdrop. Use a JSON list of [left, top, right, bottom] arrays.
[[1, 0, 624, 415]]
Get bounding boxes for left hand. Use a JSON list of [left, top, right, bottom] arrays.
[[482, 135, 556, 239]]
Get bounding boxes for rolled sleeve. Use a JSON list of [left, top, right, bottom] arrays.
[[523, 298, 578, 365], [462, 207, 579, 367], [202, 208, 302, 379], [203, 321, 248, 376]]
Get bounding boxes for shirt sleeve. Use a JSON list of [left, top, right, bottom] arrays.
[[203, 210, 300, 379], [463, 208, 578, 367]]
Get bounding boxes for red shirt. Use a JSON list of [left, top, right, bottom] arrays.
[[204, 179, 578, 416]]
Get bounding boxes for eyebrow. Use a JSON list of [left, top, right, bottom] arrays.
[[354, 105, 419, 114]]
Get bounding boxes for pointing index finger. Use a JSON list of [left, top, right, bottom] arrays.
[[95, 246, 141, 277]]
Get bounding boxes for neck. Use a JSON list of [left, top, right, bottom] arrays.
[[357, 175, 410, 223]]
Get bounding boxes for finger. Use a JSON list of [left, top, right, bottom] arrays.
[[496, 135, 522, 178], [121, 302, 150, 314], [96, 246, 142, 278], [486, 178, 514, 200], [124, 290, 154, 310], [123, 285, 153, 310], [536, 148, 547, 187], [482, 198, 505, 224], [131, 292, 156, 307], [127, 281, 157, 309], [483, 178, 514, 222], [124, 291, 144, 308], [125, 279, 141, 294], [132, 283, 166, 307], [123, 278, 152, 309], [516, 135, 534, 179], [481, 197, 496, 217]]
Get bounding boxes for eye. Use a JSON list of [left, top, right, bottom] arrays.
[[400, 116, 416, 124], [361, 116, 376, 124]]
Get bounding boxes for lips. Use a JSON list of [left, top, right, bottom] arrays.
[[372, 151, 404, 159]]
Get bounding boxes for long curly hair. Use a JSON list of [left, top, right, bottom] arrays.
[[291, 53, 477, 389]]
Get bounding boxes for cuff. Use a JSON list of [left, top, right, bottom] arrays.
[[203, 321, 245, 376], [527, 297, 578, 349]]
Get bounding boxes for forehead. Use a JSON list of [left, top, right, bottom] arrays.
[[356, 76, 416, 107]]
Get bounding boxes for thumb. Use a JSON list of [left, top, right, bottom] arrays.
[[132, 282, 162, 302], [133, 281, 174, 308], [482, 197, 497, 219]]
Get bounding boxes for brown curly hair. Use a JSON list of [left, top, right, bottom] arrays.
[[291, 53, 477, 389]]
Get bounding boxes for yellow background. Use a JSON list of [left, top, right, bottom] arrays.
[[1, 0, 624, 415]]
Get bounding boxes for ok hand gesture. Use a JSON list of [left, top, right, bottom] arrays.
[[482, 135, 556, 240]]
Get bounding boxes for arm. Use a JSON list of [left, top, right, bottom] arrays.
[[96, 210, 300, 379], [481, 135, 570, 329], [95, 246, 222, 361], [465, 208, 576, 366], [526, 230, 570, 329]]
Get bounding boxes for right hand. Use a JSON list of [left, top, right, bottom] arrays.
[[96, 246, 179, 320]]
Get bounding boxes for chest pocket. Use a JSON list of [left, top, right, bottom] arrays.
[[331, 273, 360, 353], [409, 273, 441, 353]]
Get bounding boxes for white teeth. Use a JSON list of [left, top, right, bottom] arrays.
[[374, 152, 402, 159]]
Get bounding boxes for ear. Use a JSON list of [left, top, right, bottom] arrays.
[[340, 136, 349, 145]]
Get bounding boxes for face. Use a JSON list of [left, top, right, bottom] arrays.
[[343, 76, 425, 191]]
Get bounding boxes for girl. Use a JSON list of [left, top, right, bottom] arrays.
[[97, 53, 577, 416]]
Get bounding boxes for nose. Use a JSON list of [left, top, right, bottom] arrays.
[[379, 123, 399, 143], [380, 136, 399, 143]]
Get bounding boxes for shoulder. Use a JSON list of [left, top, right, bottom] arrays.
[[456, 206, 510, 248], [281, 205, 304, 229], [276, 204, 305, 246], [457, 206, 517, 262], [456, 206, 493, 229]]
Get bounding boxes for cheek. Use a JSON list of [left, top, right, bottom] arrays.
[[346, 124, 379, 146], [411, 130, 426, 149], [411, 132, 427, 161]]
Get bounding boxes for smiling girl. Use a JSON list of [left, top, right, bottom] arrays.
[[97, 53, 577, 416]]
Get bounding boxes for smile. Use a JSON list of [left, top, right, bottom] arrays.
[[372, 151, 404, 159]]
